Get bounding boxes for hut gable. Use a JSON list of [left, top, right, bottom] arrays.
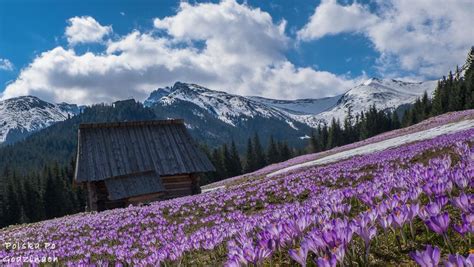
[[74, 119, 215, 210]]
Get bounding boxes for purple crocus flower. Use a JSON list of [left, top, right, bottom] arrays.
[[303, 235, 324, 254], [379, 216, 393, 230], [419, 202, 441, 220], [407, 203, 420, 220], [289, 245, 308, 266], [390, 207, 408, 228], [410, 245, 440, 267], [434, 195, 448, 208], [356, 225, 377, 247], [316, 254, 337, 267], [454, 213, 474, 236], [444, 254, 474, 267], [452, 193, 472, 213], [426, 212, 450, 235]]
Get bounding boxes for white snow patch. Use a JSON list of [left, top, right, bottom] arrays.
[[286, 120, 298, 130], [201, 185, 225, 193], [268, 119, 474, 177]]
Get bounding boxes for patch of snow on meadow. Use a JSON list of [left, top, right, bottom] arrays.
[[268, 119, 474, 177]]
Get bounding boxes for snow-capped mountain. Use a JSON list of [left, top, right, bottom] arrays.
[[145, 79, 437, 129], [145, 82, 301, 128], [0, 96, 80, 144], [307, 78, 438, 127]]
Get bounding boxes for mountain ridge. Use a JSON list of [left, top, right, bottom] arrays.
[[0, 95, 80, 144], [0, 78, 436, 145]]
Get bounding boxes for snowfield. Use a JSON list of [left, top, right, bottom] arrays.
[[268, 118, 474, 177]]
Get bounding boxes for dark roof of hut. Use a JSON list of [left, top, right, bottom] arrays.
[[74, 119, 215, 186]]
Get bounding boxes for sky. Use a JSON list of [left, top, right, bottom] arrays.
[[0, 0, 473, 104]]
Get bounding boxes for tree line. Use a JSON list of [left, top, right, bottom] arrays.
[[200, 134, 296, 185], [0, 160, 86, 227]]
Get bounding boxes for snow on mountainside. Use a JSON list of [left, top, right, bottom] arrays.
[[145, 79, 437, 129], [248, 95, 342, 115], [295, 78, 438, 127], [145, 82, 299, 127], [0, 96, 80, 144]]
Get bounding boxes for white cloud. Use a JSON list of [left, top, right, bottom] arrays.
[[2, 0, 358, 104], [65, 16, 112, 45], [0, 58, 14, 71], [297, 0, 377, 40], [298, 0, 474, 78]]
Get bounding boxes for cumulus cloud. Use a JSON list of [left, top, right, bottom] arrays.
[[65, 16, 112, 45], [0, 58, 14, 71], [298, 0, 474, 78], [2, 0, 358, 104], [297, 0, 377, 40]]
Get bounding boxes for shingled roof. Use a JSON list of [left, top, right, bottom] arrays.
[[74, 119, 215, 186]]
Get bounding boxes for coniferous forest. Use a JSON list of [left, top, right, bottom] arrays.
[[0, 48, 473, 228]]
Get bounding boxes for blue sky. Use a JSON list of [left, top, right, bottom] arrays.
[[0, 0, 472, 104]]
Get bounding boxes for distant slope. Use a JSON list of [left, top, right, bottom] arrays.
[[0, 96, 80, 144], [310, 78, 437, 126]]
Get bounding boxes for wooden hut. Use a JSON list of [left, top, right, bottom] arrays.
[[74, 119, 215, 211]]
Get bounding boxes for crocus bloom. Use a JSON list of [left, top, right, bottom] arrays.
[[410, 245, 440, 267], [419, 202, 441, 220], [444, 254, 474, 267], [390, 208, 408, 228], [357, 225, 377, 247], [454, 213, 474, 235], [426, 212, 450, 235], [452, 193, 472, 213], [379, 216, 392, 230], [289, 246, 308, 266], [316, 254, 337, 267]]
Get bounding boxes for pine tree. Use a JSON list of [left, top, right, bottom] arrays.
[[5, 183, 21, 226], [229, 141, 242, 176], [267, 135, 280, 163], [23, 179, 44, 223], [211, 148, 226, 180], [244, 138, 257, 172], [278, 141, 292, 161], [327, 118, 342, 149], [222, 144, 233, 178], [198, 143, 216, 185], [253, 133, 267, 169], [319, 123, 329, 151], [464, 47, 474, 108], [391, 111, 401, 130]]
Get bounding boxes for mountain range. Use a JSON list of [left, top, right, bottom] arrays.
[[0, 78, 436, 146], [0, 96, 80, 145]]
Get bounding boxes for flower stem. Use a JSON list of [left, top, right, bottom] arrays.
[[443, 234, 455, 254]]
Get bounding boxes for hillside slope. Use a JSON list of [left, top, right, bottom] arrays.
[[0, 96, 80, 144], [1, 110, 472, 266]]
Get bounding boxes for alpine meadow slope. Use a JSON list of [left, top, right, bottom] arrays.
[[0, 110, 472, 266]]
